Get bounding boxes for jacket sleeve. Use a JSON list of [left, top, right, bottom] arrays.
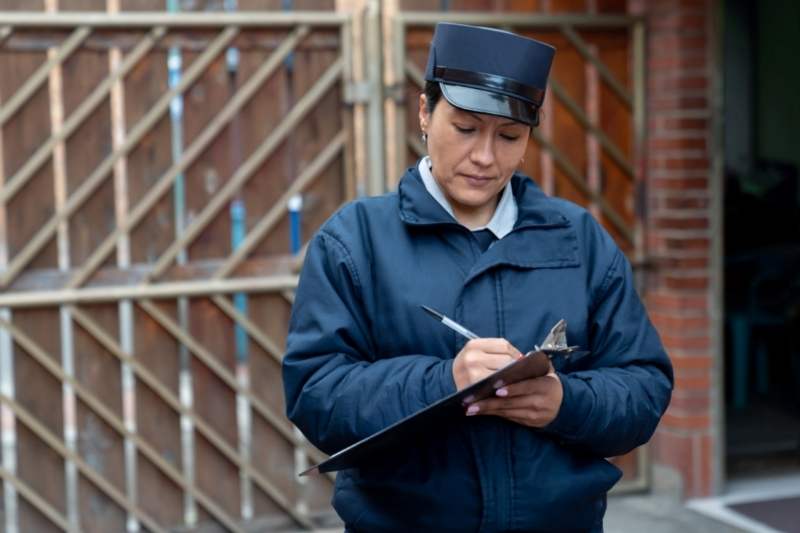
[[282, 229, 456, 455], [544, 248, 674, 458]]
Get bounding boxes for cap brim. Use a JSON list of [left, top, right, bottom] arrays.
[[440, 82, 537, 126]]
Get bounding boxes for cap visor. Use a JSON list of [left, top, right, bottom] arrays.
[[440, 82, 535, 126]]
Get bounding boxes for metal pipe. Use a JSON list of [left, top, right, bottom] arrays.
[[392, 16, 407, 183], [164, 1, 196, 525], [0, 34, 17, 532], [106, 0, 140, 529], [0, 308, 16, 533], [43, 9, 80, 527], [365, 0, 385, 195]]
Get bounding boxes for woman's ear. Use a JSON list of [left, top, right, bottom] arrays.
[[418, 93, 429, 133]]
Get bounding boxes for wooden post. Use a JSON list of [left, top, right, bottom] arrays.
[[45, 1, 80, 530]]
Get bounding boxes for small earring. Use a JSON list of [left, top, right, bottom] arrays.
[[421, 132, 428, 143]]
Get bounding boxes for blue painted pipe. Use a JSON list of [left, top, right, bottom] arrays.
[[230, 199, 249, 363], [288, 195, 302, 255]]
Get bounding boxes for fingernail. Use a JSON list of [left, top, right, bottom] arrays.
[[464, 395, 475, 404], [493, 380, 504, 389], [496, 388, 508, 397], [466, 405, 479, 416]]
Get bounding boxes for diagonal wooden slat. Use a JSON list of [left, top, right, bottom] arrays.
[[0, 26, 166, 208], [0, 26, 12, 46], [0, 26, 239, 289], [213, 295, 283, 363], [0, 393, 167, 533], [213, 130, 346, 280], [548, 78, 634, 179], [135, 298, 335, 489], [559, 24, 632, 109], [0, 26, 90, 127], [147, 26, 330, 282], [136, 300, 299, 449], [67, 306, 316, 530], [404, 58, 425, 89], [202, 134, 346, 488], [0, 316, 245, 533], [0, 466, 70, 532], [530, 128, 633, 244], [63, 27, 318, 291]]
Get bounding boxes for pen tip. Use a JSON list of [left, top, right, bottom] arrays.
[[420, 305, 443, 320]]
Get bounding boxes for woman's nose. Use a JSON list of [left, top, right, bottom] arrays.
[[470, 133, 495, 167]]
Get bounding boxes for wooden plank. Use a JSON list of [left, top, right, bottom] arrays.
[[293, 39, 347, 242], [188, 297, 240, 520], [131, 299, 183, 528], [72, 305, 126, 514], [245, 292, 303, 518], [11, 309, 66, 532], [181, 32, 233, 263], [124, 45, 176, 267], [0, 44, 59, 270], [62, 46, 115, 266], [60, 0, 106, 9]]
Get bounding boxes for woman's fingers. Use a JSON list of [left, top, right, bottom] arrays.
[[452, 337, 524, 389], [464, 373, 564, 427]]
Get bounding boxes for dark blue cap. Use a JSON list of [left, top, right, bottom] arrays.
[[424, 22, 556, 126]]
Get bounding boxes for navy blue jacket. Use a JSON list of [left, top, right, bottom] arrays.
[[283, 165, 673, 532]]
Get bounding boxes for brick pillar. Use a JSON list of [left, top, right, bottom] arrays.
[[629, 0, 721, 498]]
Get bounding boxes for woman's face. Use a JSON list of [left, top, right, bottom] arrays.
[[419, 93, 530, 226]]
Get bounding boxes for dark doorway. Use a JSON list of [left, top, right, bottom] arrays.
[[723, 0, 800, 478]]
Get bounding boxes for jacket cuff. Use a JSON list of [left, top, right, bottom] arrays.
[[544, 372, 593, 438], [436, 358, 458, 399]]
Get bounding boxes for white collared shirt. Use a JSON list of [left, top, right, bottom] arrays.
[[418, 156, 518, 239]]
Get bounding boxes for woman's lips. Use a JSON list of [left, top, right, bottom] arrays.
[[461, 174, 494, 186]]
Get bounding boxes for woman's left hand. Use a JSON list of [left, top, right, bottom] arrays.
[[464, 364, 564, 428]]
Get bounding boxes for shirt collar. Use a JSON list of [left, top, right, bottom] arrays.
[[417, 156, 518, 239]]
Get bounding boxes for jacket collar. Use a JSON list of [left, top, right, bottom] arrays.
[[398, 162, 571, 231], [397, 163, 580, 282]]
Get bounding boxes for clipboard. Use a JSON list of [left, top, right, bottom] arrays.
[[300, 348, 583, 475]]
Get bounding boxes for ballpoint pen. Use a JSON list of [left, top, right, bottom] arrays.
[[420, 305, 480, 341], [421, 305, 582, 357]]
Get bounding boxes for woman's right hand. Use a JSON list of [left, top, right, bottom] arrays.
[[452, 338, 523, 390]]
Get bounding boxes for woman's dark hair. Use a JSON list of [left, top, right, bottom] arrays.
[[422, 80, 540, 128], [424, 81, 443, 115]]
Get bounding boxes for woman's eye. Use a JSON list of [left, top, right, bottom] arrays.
[[454, 125, 475, 134], [500, 133, 520, 141]]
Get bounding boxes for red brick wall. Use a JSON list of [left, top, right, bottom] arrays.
[[629, 0, 719, 498]]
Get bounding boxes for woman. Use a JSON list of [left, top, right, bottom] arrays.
[[283, 22, 673, 532]]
